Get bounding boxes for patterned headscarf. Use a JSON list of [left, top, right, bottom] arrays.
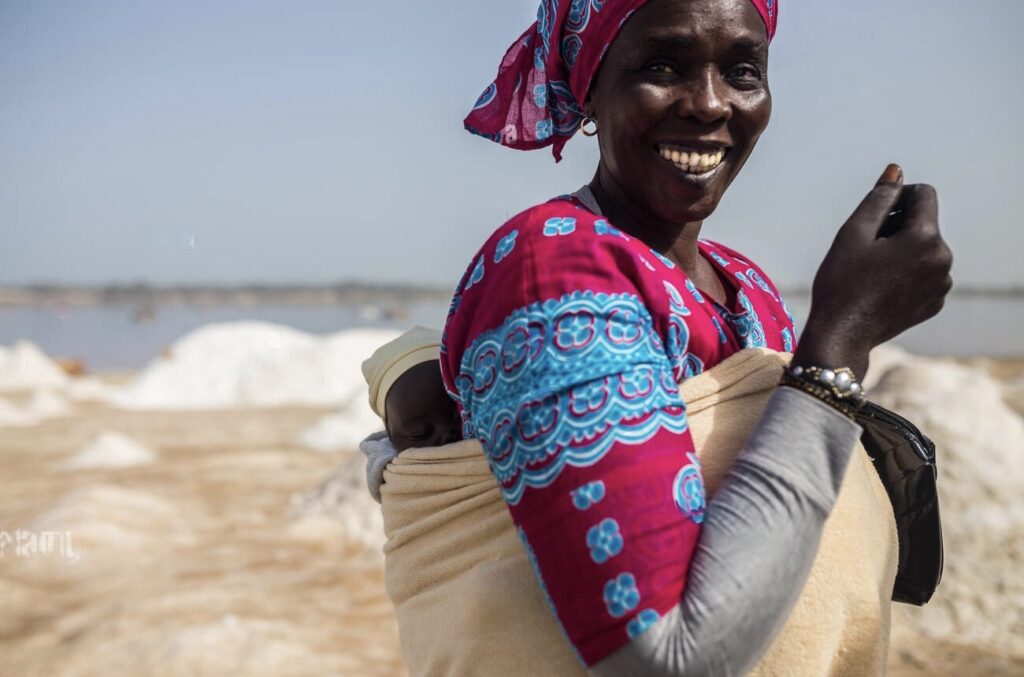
[[464, 0, 778, 161]]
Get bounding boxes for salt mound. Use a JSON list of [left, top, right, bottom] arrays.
[[0, 341, 68, 392], [113, 322, 399, 410], [66, 376, 118, 403], [297, 396, 381, 452], [28, 389, 70, 418], [290, 456, 384, 552], [871, 357, 1024, 660], [0, 390, 71, 428], [0, 396, 40, 427], [62, 431, 158, 470], [864, 343, 914, 392]]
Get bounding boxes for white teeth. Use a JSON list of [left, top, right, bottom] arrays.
[[656, 145, 727, 175]]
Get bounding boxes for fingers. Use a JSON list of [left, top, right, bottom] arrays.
[[842, 164, 905, 240], [895, 184, 940, 237]]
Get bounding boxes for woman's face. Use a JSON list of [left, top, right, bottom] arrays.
[[589, 0, 771, 225]]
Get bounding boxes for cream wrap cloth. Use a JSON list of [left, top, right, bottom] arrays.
[[380, 349, 898, 676]]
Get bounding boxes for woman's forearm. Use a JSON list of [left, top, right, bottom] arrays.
[[591, 387, 862, 676]]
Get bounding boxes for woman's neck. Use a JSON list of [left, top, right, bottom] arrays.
[[588, 169, 730, 304]]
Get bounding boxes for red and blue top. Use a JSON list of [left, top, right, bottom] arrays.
[[440, 195, 796, 666]]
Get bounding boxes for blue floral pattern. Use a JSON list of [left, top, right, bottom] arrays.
[[685, 279, 705, 304], [708, 250, 731, 268], [782, 299, 798, 334], [735, 271, 754, 288], [603, 572, 640, 618], [471, 82, 497, 111], [747, 268, 777, 300], [717, 291, 767, 349], [673, 452, 706, 524], [494, 230, 519, 263], [571, 480, 606, 510], [593, 219, 627, 239], [533, 84, 548, 109], [536, 119, 554, 140], [627, 609, 660, 639], [455, 290, 688, 505], [586, 518, 624, 564], [543, 216, 577, 237], [781, 327, 794, 352], [651, 249, 676, 269], [561, 0, 604, 66], [663, 281, 690, 316], [711, 315, 729, 345], [464, 255, 485, 291]]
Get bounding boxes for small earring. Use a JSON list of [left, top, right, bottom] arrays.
[[580, 116, 598, 137]]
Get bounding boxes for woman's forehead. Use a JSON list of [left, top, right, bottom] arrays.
[[620, 0, 769, 44]]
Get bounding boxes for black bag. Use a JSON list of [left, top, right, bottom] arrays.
[[855, 401, 943, 605]]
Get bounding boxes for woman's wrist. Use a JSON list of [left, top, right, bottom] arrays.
[[793, 316, 870, 380]]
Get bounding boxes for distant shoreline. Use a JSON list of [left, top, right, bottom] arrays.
[[0, 283, 453, 308], [1, 283, 1021, 308]]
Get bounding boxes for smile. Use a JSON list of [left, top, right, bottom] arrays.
[[655, 144, 728, 176]]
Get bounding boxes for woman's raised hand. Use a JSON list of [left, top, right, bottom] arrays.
[[793, 164, 954, 380]]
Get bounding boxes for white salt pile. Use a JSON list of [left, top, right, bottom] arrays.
[[113, 322, 399, 410], [62, 431, 158, 470], [290, 456, 385, 553], [871, 357, 1024, 662], [0, 390, 71, 428], [0, 397, 34, 427], [65, 377, 119, 403], [28, 389, 70, 418], [864, 343, 914, 391], [297, 397, 383, 453], [0, 340, 69, 392]]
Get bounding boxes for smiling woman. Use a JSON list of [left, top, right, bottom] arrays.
[[429, 0, 954, 674]]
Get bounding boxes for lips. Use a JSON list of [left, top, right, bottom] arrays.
[[655, 143, 729, 175]]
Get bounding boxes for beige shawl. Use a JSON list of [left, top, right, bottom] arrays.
[[380, 349, 897, 676]]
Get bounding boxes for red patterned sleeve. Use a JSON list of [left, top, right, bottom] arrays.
[[440, 200, 709, 666]]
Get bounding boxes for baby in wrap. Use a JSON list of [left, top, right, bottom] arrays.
[[359, 326, 461, 501], [358, 326, 897, 676]]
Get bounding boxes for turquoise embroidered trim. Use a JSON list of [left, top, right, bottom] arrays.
[[457, 290, 688, 505]]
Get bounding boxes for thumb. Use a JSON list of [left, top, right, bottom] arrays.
[[842, 164, 905, 240]]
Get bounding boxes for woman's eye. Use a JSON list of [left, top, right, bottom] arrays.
[[728, 64, 762, 81], [644, 61, 675, 74]]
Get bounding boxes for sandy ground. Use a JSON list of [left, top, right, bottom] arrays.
[[1, 356, 1022, 675], [0, 402, 405, 677]]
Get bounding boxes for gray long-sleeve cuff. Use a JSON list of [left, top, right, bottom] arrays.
[[591, 386, 862, 677]]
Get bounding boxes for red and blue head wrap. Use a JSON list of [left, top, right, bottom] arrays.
[[465, 0, 778, 161]]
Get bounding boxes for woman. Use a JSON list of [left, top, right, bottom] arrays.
[[440, 0, 952, 673]]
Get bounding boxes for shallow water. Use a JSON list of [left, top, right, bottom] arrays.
[[0, 295, 1021, 370]]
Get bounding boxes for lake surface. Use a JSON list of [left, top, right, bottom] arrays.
[[0, 295, 1020, 370]]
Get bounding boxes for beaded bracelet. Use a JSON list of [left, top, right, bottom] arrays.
[[778, 368, 864, 421], [789, 365, 867, 408]]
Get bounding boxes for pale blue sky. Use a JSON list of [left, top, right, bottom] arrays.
[[1, 0, 1021, 289]]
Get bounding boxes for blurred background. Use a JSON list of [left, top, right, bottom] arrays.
[[1, 1, 1021, 675]]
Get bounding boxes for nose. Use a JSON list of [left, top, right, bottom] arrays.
[[674, 68, 731, 125]]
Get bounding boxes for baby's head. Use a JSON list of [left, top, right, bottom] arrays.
[[361, 326, 461, 452]]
